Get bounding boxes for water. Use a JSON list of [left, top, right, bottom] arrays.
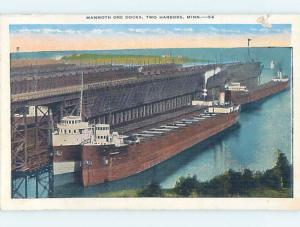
[[12, 47, 292, 198], [11, 47, 292, 74], [53, 90, 291, 197]]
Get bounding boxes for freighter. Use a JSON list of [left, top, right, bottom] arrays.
[[11, 60, 259, 175], [50, 60, 273, 187], [52, 67, 289, 187], [53, 92, 240, 186], [225, 70, 289, 106]]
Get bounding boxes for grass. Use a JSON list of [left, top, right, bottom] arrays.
[[246, 187, 292, 198], [97, 188, 177, 198], [96, 187, 292, 198], [62, 53, 208, 65], [97, 189, 139, 197]]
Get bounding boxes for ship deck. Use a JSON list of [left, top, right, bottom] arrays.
[[113, 105, 221, 142], [112, 105, 205, 134], [132, 114, 217, 142], [251, 80, 288, 93]]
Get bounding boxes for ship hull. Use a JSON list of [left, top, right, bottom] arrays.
[[53, 145, 82, 175], [230, 80, 289, 106], [206, 62, 262, 99], [81, 111, 239, 187]]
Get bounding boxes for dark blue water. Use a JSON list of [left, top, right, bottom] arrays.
[[13, 48, 292, 197]]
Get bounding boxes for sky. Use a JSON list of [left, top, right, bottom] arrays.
[[10, 24, 291, 52]]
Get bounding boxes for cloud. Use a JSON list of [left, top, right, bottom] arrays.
[[174, 27, 193, 32], [12, 28, 79, 35], [127, 27, 170, 35], [206, 27, 241, 35], [11, 28, 113, 36], [127, 28, 148, 33], [89, 29, 113, 34], [10, 25, 291, 38], [249, 27, 290, 34]]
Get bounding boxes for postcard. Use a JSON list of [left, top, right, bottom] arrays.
[[0, 14, 299, 210]]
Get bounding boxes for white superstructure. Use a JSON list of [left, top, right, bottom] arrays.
[[225, 82, 248, 92], [52, 115, 92, 146], [52, 71, 125, 147], [52, 72, 126, 176], [270, 60, 275, 69], [208, 105, 240, 114], [52, 118, 125, 147], [192, 100, 219, 107], [272, 70, 289, 82], [90, 123, 125, 146]]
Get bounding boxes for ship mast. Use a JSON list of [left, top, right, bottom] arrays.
[[79, 71, 84, 120], [247, 38, 252, 61]]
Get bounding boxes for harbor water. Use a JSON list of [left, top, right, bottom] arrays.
[[12, 48, 292, 198]]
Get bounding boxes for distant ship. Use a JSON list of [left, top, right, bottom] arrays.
[[270, 60, 275, 69], [226, 69, 289, 106]]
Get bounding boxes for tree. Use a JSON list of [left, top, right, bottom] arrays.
[[174, 175, 201, 197], [256, 151, 292, 190], [242, 169, 255, 192], [201, 174, 230, 197], [261, 168, 282, 190], [253, 171, 263, 188], [275, 151, 292, 188], [138, 182, 163, 197], [227, 169, 243, 195]]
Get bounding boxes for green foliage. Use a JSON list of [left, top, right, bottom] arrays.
[[166, 152, 292, 198], [275, 150, 292, 188], [61, 53, 207, 65], [199, 169, 256, 197], [97, 150, 292, 198], [137, 182, 163, 197], [259, 151, 292, 190], [200, 174, 230, 197], [242, 168, 256, 190], [246, 188, 292, 198], [227, 169, 243, 195], [174, 175, 201, 197], [261, 168, 282, 190]]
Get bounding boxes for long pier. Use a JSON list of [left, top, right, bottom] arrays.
[[10, 62, 261, 197]]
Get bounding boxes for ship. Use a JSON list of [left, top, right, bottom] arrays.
[[11, 60, 260, 174], [52, 89, 240, 186], [225, 69, 289, 106], [270, 60, 275, 70]]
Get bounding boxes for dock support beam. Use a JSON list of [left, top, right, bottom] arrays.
[[88, 93, 195, 127], [11, 164, 53, 199]]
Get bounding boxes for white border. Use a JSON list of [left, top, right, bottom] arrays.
[[1, 14, 299, 210]]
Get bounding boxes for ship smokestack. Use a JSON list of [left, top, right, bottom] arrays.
[[219, 91, 225, 105], [278, 70, 283, 79], [225, 90, 232, 104], [202, 77, 208, 100]]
